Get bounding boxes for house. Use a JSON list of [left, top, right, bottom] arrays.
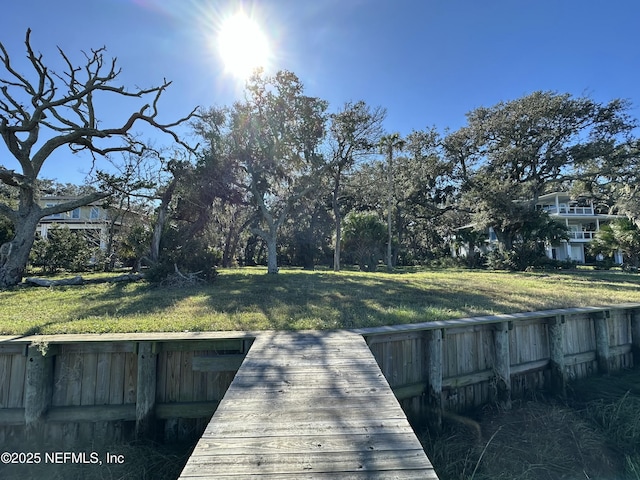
[[535, 192, 623, 264], [36, 196, 122, 251], [451, 192, 623, 264]]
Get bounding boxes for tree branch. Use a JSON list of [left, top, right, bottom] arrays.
[[1, 30, 199, 179], [0, 166, 30, 188], [0, 201, 17, 222], [40, 191, 111, 216]]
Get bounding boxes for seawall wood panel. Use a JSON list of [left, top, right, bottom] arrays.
[[9, 354, 26, 409], [1, 305, 638, 450], [363, 304, 639, 413]]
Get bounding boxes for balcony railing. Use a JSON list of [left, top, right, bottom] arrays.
[[568, 231, 597, 240], [41, 214, 104, 221], [544, 206, 594, 215]]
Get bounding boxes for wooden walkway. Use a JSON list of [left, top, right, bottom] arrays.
[[178, 331, 438, 479]]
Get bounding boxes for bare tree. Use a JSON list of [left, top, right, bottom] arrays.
[[0, 30, 196, 288]]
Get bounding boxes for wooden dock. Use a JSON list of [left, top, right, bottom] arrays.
[[178, 331, 438, 479]]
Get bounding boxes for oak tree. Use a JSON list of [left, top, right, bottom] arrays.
[[328, 101, 385, 271], [446, 91, 635, 255], [229, 70, 327, 274]]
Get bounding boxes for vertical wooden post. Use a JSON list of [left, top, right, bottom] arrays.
[[24, 344, 54, 438], [593, 311, 611, 375], [427, 329, 443, 431], [630, 309, 640, 366], [493, 321, 512, 409], [136, 342, 157, 439], [548, 315, 567, 397]]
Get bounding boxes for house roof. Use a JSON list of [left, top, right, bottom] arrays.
[[39, 196, 106, 206], [537, 192, 573, 202]]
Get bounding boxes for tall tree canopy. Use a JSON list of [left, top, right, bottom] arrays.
[[229, 70, 327, 274], [574, 139, 640, 224], [395, 128, 457, 263], [0, 30, 195, 287], [446, 91, 636, 254], [450, 91, 635, 196], [328, 100, 385, 271]]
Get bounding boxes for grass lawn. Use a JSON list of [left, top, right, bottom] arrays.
[[1, 267, 640, 335]]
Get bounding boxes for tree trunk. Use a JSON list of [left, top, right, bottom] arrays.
[[495, 229, 514, 252], [226, 228, 243, 268], [103, 212, 122, 272], [265, 235, 278, 274], [0, 211, 40, 288], [386, 146, 393, 271], [334, 214, 342, 272], [222, 214, 251, 268], [103, 197, 128, 272], [222, 224, 235, 268], [300, 211, 319, 271], [150, 177, 179, 265], [332, 172, 342, 272], [251, 220, 280, 275], [150, 206, 165, 264], [394, 207, 404, 266]]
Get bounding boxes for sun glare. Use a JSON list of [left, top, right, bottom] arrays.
[[218, 12, 271, 79]]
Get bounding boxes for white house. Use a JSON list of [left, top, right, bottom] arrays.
[[36, 196, 120, 251], [535, 192, 623, 264], [451, 192, 624, 264]]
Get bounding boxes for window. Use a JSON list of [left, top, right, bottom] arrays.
[[45, 203, 62, 219], [71, 208, 80, 219], [89, 207, 100, 220]]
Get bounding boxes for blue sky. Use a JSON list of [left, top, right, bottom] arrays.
[[3, 0, 640, 184]]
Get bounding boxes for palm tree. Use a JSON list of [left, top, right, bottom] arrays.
[[379, 133, 405, 270], [590, 218, 640, 269]]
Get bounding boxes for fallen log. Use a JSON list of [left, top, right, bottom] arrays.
[[25, 276, 84, 287], [24, 273, 144, 287], [85, 273, 144, 284]]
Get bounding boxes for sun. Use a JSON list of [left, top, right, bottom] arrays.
[[217, 12, 271, 79]]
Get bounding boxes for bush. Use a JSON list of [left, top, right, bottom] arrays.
[[145, 227, 220, 284], [485, 246, 577, 272], [484, 249, 518, 270], [145, 249, 220, 284], [594, 258, 615, 270], [0, 215, 13, 246], [29, 226, 95, 274], [342, 212, 386, 272], [425, 256, 469, 269]]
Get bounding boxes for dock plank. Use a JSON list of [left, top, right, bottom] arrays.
[[178, 331, 438, 479]]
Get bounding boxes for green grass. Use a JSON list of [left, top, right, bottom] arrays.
[[2, 267, 640, 335]]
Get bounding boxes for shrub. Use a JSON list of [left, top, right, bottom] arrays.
[[145, 227, 220, 284], [484, 249, 518, 270], [29, 226, 94, 274], [594, 258, 615, 270], [342, 212, 386, 271]]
